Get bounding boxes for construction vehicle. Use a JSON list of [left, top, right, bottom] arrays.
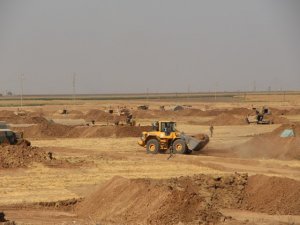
[[246, 107, 272, 124], [137, 105, 149, 110], [113, 112, 136, 126], [0, 129, 30, 146], [138, 121, 209, 154], [125, 114, 136, 126]]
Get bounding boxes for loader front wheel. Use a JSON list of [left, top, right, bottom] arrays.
[[146, 139, 160, 154], [173, 139, 187, 154]]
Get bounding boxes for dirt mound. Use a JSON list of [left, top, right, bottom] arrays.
[[67, 125, 152, 138], [228, 108, 253, 115], [0, 114, 49, 124], [77, 173, 248, 224], [271, 123, 300, 135], [269, 108, 289, 116], [234, 124, 300, 160], [0, 145, 53, 168], [287, 108, 300, 115], [114, 126, 152, 137], [0, 110, 15, 118], [205, 113, 247, 126], [132, 108, 253, 120], [264, 114, 290, 124], [176, 109, 210, 117], [18, 122, 152, 139], [52, 109, 85, 119], [132, 109, 170, 119], [243, 175, 300, 215], [17, 122, 74, 139], [0, 110, 49, 124], [84, 109, 115, 122], [132, 109, 226, 119]]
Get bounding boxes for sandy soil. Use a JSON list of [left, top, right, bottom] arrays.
[[0, 95, 300, 225]]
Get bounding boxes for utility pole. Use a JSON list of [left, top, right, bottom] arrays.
[[19, 74, 24, 108], [72, 73, 76, 105], [253, 80, 256, 92], [214, 82, 218, 101], [146, 88, 149, 102], [187, 84, 191, 101]]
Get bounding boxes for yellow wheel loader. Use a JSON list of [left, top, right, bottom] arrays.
[[138, 121, 209, 154]]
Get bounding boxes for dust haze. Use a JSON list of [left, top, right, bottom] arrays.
[[0, 0, 300, 94]]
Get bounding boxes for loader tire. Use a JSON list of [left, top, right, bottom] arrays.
[[172, 139, 187, 154], [146, 139, 160, 154]]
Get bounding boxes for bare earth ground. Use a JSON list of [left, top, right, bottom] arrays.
[[0, 94, 300, 225]]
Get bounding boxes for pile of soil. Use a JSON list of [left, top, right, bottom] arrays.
[[234, 124, 300, 160], [76, 173, 300, 224], [0, 145, 53, 168], [16, 122, 74, 139], [269, 108, 289, 116], [0, 115, 48, 124], [264, 114, 290, 124], [228, 108, 253, 115], [68, 126, 152, 138], [0, 110, 15, 118], [205, 113, 247, 126], [132, 109, 170, 119], [17, 122, 152, 139], [122, 108, 261, 121], [52, 109, 84, 119], [77, 173, 248, 225], [286, 108, 300, 115], [0, 110, 49, 124], [243, 175, 300, 215], [84, 109, 115, 122], [132, 108, 252, 119], [176, 109, 211, 117]]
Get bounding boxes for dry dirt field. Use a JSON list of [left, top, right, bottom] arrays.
[[0, 93, 300, 225]]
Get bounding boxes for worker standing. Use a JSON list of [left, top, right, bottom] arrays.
[[292, 124, 296, 137], [209, 125, 214, 137]]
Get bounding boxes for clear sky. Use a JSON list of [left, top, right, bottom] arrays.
[[0, 0, 299, 95]]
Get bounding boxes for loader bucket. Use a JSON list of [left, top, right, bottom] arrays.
[[181, 133, 209, 151]]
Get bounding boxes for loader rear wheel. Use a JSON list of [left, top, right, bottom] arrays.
[[172, 139, 187, 154], [146, 139, 160, 154]]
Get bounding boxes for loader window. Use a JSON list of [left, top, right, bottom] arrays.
[[161, 122, 176, 134]]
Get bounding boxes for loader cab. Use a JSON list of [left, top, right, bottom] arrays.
[[152, 121, 176, 135], [160, 122, 176, 133]]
